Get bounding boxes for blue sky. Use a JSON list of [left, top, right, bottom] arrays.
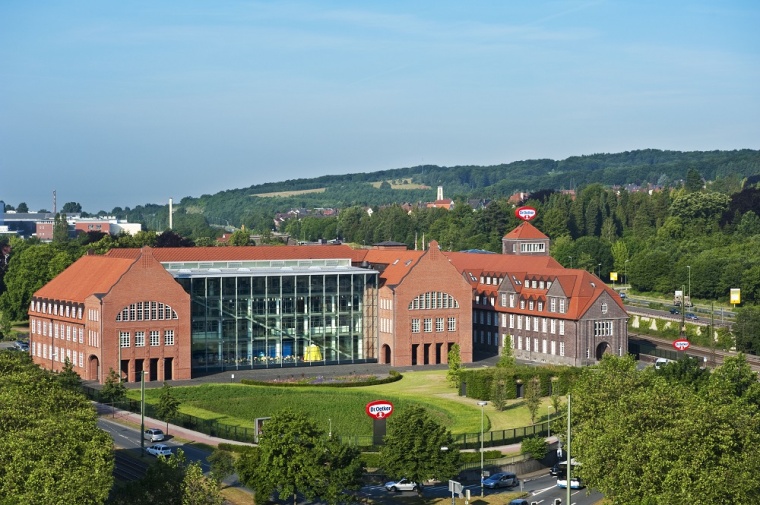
[[1, 1, 758, 213]]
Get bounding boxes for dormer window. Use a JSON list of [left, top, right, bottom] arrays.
[[539, 281, 545, 289], [529, 301, 534, 310], [560, 299, 566, 313], [547, 281, 552, 289], [538, 301, 543, 311], [532, 280, 537, 289], [520, 300, 526, 309]]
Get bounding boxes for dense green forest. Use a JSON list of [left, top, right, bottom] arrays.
[[107, 149, 760, 233]]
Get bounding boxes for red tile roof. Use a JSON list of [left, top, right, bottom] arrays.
[[34, 254, 135, 302], [502, 221, 549, 240], [106, 244, 366, 263]]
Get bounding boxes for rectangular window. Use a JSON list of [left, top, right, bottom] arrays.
[[424, 318, 432, 332], [79, 352, 83, 368], [165, 330, 175, 346], [509, 294, 515, 308], [501, 314, 507, 327], [517, 335, 522, 350], [560, 299, 566, 313], [517, 316, 522, 330], [525, 316, 531, 330], [559, 320, 565, 336], [542, 339, 547, 354], [529, 301, 534, 310], [135, 331, 145, 347], [486, 312, 491, 325], [534, 317, 539, 331], [534, 338, 539, 352], [447, 317, 456, 331], [520, 300, 526, 309], [79, 328, 83, 343], [509, 314, 514, 329], [550, 298, 556, 312], [560, 342, 565, 356], [594, 321, 613, 337], [436, 317, 444, 332], [412, 319, 420, 333], [479, 311, 484, 324], [150, 331, 160, 346], [66, 325, 71, 341], [501, 293, 507, 306], [542, 318, 547, 333], [551, 319, 556, 334], [551, 340, 556, 355], [119, 331, 130, 348], [538, 301, 543, 311]]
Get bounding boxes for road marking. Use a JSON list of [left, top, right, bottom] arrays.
[[531, 485, 557, 496]]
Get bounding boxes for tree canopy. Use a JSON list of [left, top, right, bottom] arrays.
[[0, 350, 114, 503], [569, 354, 760, 504]]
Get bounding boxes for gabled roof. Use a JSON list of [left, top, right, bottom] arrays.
[[34, 254, 135, 303], [362, 249, 424, 287], [502, 221, 549, 240]]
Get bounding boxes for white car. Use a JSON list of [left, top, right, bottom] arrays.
[[384, 478, 419, 492], [146, 444, 172, 457]]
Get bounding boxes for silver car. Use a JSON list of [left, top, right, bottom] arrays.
[[144, 428, 165, 441], [483, 472, 519, 489], [384, 478, 419, 492]]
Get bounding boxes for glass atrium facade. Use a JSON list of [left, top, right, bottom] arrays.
[[170, 259, 378, 372]]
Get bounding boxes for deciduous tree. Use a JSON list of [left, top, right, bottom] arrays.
[[379, 405, 460, 494], [156, 383, 180, 435]]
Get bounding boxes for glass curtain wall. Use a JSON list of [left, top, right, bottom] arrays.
[[179, 271, 377, 372]]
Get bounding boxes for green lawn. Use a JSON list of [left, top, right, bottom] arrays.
[[129, 369, 554, 437]]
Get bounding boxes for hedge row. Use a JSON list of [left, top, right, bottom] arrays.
[[459, 364, 581, 401], [240, 369, 403, 388]]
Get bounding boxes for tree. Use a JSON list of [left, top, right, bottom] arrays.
[[684, 168, 704, 193], [53, 212, 70, 242], [0, 350, 114, 503], [734, 306, 760, 355], [101, 368, 127, 417], [62, 201, 83, 213], [16, 202, 28, 213], [57, 357, 82, 392], [207, 449, 235, 486], [496, 336, 515, 368], [379, 405, 460, 495], [446, 343, 462, 388], [227, 228, 251, 246], [524, 377, 541, 424], [182, 462, 223, 505], [156, 383, 180, 435], [570, 355, 760, 504], [235, 409, 364, 505], [520, 435, 548, 460], [490, 366, 509, 411]]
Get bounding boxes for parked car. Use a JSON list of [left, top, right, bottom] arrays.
[[144, 428, 165, 441], [685, 312, 699, 320], [508, 500, 529, 505], [557, 476, 584, 489], [146, 444, 172, 457], [483, 472, 519, 489], [619, 292, 627, 299], [384, 478, 419, 492]]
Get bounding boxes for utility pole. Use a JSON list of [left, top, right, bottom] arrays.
[[566, 394, 571, 505], [140, 369, 145, 457]]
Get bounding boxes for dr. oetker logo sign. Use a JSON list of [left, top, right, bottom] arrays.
[[673, 339, 690, 351], [365, 400, 394, 420], [515, 206, 537, 221]]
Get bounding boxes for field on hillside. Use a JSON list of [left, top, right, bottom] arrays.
[[133, 370, 553, 436], [370, 178, 430, 189], [252, 187, 326, 197]]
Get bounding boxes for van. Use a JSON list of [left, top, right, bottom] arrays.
[[654, 358, 671, 370]]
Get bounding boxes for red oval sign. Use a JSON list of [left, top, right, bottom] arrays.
[[515, 206, 537, 221], [365, 400, 394, 420], [673, 339, 690, 351]]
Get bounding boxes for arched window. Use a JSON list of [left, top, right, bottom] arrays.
[[408, 292, 460, 310], [115, 301, 179, 321]]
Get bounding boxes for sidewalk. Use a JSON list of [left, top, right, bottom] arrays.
[[95, 402, 253, 449]]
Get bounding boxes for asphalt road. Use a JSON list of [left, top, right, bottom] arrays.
[[98, 417, 212, 473], [361, 473, 603, 505]]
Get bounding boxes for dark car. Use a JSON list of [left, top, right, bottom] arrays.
[[685, 312, 699, 320], [550, 463, 562, 476], [669, 307, 680, 315], [508, 499, 529, 505]]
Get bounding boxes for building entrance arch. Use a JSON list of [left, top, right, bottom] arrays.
[[381, 344, 391, 364], [595, 342, 612, 360], [88, 355, 100, 382]]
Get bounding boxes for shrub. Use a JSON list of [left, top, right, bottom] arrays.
[[520, 435, 548, 460]]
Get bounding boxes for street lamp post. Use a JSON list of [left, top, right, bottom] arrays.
[[548, 405, 553, 438], [598, 263, 602, 279], [624, 259, 629, 287], [687, 265, 691, 305], [567, 256, 573, 269], [477, 401, 487, 496]]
